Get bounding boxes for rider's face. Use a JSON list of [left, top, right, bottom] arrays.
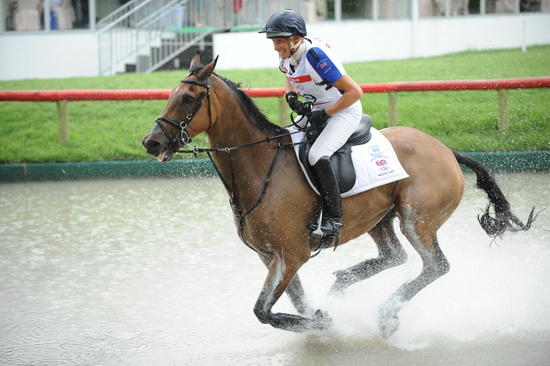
[[271, 37, 292, 59]]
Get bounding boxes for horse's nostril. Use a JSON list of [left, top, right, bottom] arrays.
[[148, 140, 160, 148], [142, 137, 160, 149]]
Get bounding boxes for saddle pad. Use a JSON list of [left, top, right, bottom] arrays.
[[289, 126, 409, 198]]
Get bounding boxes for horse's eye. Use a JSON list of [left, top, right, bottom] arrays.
[[181, 94, 195, 105]]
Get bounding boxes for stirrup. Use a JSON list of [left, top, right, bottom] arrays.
[[308, 217, 342, 258], [308, 206, 342, 237], [307, 218, 342, 238]]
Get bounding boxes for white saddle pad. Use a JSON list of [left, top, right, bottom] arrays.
[[289, 126, 409, 198]]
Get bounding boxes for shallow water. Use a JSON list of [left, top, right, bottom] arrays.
[[0, 173, 549, 365]]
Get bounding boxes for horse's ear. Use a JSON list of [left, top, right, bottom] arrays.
[[189, 50, 202, 70], [198, 55, 219, 82]]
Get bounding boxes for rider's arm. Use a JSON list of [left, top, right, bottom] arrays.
[[324, 75, 363, 117], [304, 45, 363, 117]]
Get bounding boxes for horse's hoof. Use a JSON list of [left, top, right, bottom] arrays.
[[379, 313, 400, 338], [378, 303, 401, 338], [312, 309, 332, 330], [328, 282, 345, 297], [329, 270, 351, 296]]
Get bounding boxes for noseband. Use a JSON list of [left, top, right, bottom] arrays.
[[155, 77, 212, 150]]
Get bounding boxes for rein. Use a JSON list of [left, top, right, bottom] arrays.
[[177, 131, 300, 253], [176, 130, 300, 155], [157, 75, 304, 253]]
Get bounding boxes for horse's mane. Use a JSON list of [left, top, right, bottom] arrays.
[[214, 73, 285, 135]]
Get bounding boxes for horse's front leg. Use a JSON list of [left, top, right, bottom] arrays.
[[254, 252, 331, 332], [258, 253, 315, 316]]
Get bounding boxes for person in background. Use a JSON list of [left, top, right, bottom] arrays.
[[37, 0, 63, 29]]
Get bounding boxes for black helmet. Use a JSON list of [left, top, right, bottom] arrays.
[[259, 9, 307, 38]]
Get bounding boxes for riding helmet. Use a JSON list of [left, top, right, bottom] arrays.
[[259, 9, 307, 38]]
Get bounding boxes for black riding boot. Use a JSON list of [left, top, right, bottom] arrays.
[[308, 156, 343, 240]]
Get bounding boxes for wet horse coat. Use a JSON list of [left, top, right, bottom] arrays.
[[142, 53, 535, 337]]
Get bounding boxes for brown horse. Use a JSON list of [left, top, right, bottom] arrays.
[[142, 53, 536, 337]]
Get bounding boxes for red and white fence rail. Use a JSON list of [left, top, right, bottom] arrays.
[[1, 77, 549, 142]]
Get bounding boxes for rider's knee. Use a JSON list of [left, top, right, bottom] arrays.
[[308, 149, 323, 166]]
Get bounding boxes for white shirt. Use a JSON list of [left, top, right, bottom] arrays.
[[280, 37, 347, 110]]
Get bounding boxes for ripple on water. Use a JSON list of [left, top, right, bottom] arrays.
[[0, 175, 549, 365]]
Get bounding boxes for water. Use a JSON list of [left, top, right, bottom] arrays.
[[1, 173, 549, 365]]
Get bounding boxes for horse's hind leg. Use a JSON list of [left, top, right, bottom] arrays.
[[330, 209, 408, 295], [379, 212, 450, 338]]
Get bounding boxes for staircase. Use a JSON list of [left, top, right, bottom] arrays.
[[96, 0, 310, 76], [97, 0, 223, 75]]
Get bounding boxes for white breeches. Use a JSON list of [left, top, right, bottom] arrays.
[[307, 101, 362, 166]]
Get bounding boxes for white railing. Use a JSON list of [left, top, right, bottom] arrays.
[[98, 0, 218, 75], [96, 0, 147, 30], [96, 0, 314, 75], [97, 0, 185, 75], [136, 1, 217, 73], [96, 0, 549, 76]]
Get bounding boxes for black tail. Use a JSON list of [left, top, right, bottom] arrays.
[[452, 150, 538, 238]]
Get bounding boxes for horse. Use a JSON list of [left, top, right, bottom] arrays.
[[142, 52, 536, 337]]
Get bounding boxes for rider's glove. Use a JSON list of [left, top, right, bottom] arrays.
[[307, 110, 331, 128], [285, 91, 311, 115]]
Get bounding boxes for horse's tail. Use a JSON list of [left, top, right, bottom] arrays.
[[452, 150, 538, 238]]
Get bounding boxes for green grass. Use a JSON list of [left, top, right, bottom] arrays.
[[1, 46, 549, 163]]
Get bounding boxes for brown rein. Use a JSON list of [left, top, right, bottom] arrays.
[[180, 139, 285, 255], [169, 76, 304, 253]]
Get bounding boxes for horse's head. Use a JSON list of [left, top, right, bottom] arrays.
[[142, 51, 218, 162]]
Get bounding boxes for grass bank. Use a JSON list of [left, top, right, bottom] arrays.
[[1, 46, 549, 163]]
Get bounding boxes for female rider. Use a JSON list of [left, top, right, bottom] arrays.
[[260, 9, 363, 242]]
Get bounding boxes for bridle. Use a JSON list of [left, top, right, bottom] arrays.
[[154, 76, 212, 151], [151, 74, 321, 257]]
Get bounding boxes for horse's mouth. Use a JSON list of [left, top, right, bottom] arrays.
[[157, 145, 175, 163], [142, 135, 176, 163]]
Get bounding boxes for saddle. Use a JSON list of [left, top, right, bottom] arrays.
[[299, 114, 373, 195]]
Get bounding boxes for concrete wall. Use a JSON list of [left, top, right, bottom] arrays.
[[2, 151, 549, 182], [213, 13, 550, 70], [0, 13, 549, 80], [0, 31, 98, 80]]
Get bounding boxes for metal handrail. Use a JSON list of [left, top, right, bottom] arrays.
[[97, 0, 188, 75], [96, 0, 310, 76], [96, 0, 149, 30], [146, 30, 215, 73], [96, 0, 155, 35], [135, 1, 181, 28]]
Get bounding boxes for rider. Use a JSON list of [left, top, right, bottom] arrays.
[[260, 9, 363, 242]]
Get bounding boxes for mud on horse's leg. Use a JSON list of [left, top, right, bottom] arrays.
[[254, 252, 332, 332]]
